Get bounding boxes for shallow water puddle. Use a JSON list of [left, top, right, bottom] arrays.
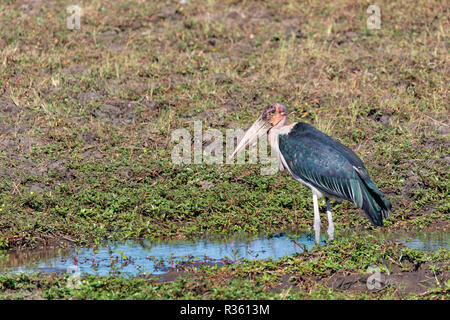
[[0, 231, 448, 277]]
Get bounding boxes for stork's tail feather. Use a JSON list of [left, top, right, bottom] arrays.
[[356, 172, 392, 227]]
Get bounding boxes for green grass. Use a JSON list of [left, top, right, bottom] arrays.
[[0, 0, 448, 299]]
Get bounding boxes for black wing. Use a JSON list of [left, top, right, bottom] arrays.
[[278, 122, 391, 226]]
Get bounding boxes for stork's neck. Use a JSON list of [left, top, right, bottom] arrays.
[[268, 126, 280, 150], [268, 120, 289, 171], [268, 118, 287, 148]]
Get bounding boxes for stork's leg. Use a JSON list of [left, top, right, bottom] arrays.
[[326, 198, 335, 241], [312, 193, 320, 243]]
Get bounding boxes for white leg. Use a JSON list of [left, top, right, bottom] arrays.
[[312, 193, 320, 244], [326, 198, 335, 241]]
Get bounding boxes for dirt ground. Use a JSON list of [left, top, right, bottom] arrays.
[[0, 0, 448, 300]]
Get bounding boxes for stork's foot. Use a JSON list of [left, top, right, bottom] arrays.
[[314, 235, 320, 245], [327, 226, 335, 241], [314, 222, 321, 244], [313, 193, 321, 244], [326, 198, 334, 241]]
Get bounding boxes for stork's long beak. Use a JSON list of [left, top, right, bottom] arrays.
[[229, 116, 271, 160]]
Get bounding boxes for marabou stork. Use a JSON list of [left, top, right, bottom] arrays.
[[230, 103, 392, 243]]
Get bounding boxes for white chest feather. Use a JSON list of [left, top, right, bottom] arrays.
[[270, 123, 326, 198], [268, 124, 296, 172]]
